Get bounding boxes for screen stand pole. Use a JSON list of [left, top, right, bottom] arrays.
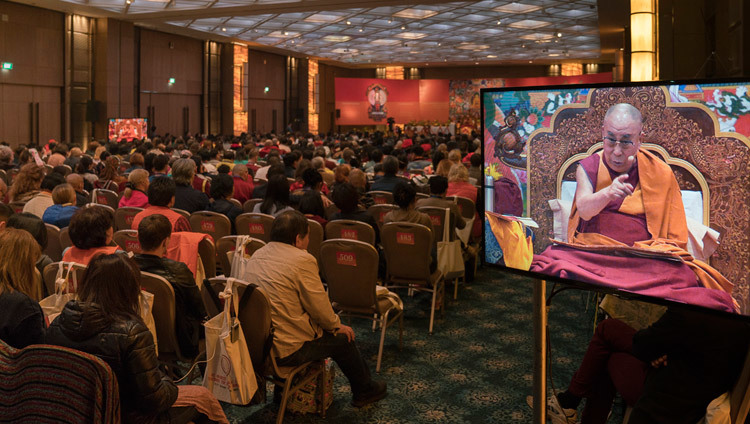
[[533, 279, 547, 424]]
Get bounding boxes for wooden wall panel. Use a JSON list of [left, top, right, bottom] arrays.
[[246, 50, 286, 102], [139, 29, 202, 95]]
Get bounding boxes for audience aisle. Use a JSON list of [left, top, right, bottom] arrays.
[[216, 268, 622, 423]]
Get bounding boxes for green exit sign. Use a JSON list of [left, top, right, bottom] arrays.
[[1, 62, 12, 70]]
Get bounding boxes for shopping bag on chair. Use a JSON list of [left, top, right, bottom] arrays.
[[40, 262, 77, 324], [203, 278, 257, 405], [230, 236, 253, 279], [140, 290, 159, 356], [437, 208, 465, 279]]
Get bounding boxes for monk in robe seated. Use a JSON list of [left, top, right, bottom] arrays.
[[530, 103, 736, 312]]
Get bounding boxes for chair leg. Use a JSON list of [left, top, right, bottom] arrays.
[[372, 313, 378, 332], [277, 380, 293, 424], [376, 311, 390, 373], [429, 287, 437, 334], [398, 312, 404, 350], [453, 277, 459, 300]]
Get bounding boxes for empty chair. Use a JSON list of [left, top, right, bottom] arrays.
[[367, 190, 394, 205], [235, 212, 274, 243], [44, 224, 63, 262], [367, 204, 397, 232], [381, 222, 445, 333], [0, 340, 120, 423], [114, 207, 143, 232], [242, 198, 263, 213], [197, 236, 217, 278], [91, 189, 119, 209], [113, 229, 141, 253], [447, 196, 477, 221], [320, 239, 403, 372], [42, 262, 87, 296], [189, 211, 232, 241], [416, 206, 455, 242], [325, 219, 376, 246]]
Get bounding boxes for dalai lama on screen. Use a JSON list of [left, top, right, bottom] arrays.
[[530, 103, 737, 313]]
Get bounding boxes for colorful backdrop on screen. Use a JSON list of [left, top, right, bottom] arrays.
[[108, 118, 147, 142]]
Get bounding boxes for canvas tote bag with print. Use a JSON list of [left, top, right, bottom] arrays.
[[203, 278, 257, 405], [437, 207, 464, 279], [40, 262, 78, 324]]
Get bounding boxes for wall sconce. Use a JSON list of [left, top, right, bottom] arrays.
[[630, 0, 657, 81]]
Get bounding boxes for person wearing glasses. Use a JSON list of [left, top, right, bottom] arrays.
[[530, 103, 735, 312]]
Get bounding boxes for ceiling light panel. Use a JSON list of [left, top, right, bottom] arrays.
[[493, 2, 543, 14], [393, 8, 439, 20], [508, 19, 550, 30]]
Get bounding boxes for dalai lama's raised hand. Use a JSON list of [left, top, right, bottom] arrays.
[[606, 173, 634, 201]]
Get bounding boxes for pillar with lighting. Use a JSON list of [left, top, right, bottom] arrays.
[[630, 0, 657, 81]]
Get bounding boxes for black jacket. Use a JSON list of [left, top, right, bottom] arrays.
[[46, 301, 177, 424], [0, 290, 45, 349], [174, 183, 209, 213], [208, 198, 242, 233], [133, 254, 207, 358]]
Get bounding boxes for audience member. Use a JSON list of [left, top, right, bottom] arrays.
[[23, 172, 64, 218], [330, 182, 380, 244], [0, 229, 45, 349], [42, 183, 79, 228], [134, 215, 207, 358], [253, 174, 293, 217], [172, 158, 208, 213], [0, 203, 12, 229], [131, 176, 191, 232], [207, 173, 242, 233], [370, 156, 403, 193], [9, 163, 44, 203], [96, 156, 126, 192], [298, 189, 328, 229], [0, 145, 14, 170], [46, 254, 224, 423], [241, 211, 387, 408], [6, 212, 53, 287], [62, 206, 120, 265], [468, 154, 482, 182], [384, 181, 436, 272], [66, 173, 89, 207], [119, 169, 150, 209], [231, 163, 254, 205], [125, 152, 145, 173], [149, 154, 170, 182], [446, 164, 478, 203], [416, 175, 466, 233]]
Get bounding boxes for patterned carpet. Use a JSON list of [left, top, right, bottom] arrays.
[[217, 266, 625, 423]]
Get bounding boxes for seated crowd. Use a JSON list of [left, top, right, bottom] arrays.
[[0, 130, 482, 422]]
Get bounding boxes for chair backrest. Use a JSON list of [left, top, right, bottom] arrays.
[[113, 229, 141, 253], [140, 271, 185, 360], [417, 206, 455, 242], [0, 340, 120, 423], [367, 190, 394, 205], [416, 192, 429, 200], [325, 219, 376, 246], [242, 198, 263, 213], [171, 208, 191, 221], [235, 212, 274, 243], [320, 239, 378, 310], [306, 219, 324, 263], [367, 204, 397, 231], [91, 189, 119, 209], [189, 211, 232, 242], [448, 196, 476, 220], [216, 236, 266, 277], [198, 236, 217, 278], [234, 281, 274, 373], [114, 207, 143, 232], [381, 222, 433, 282], [42, 262, 87, 296], [45, 223, 63, 262], [60, 227, 72, 251], [85, 203, 115, 214]]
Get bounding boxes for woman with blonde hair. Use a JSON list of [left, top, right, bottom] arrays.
[[435, 158, 453, 178], [9, 163, 44, 202], [119, 168, 150, 208], [446, 163, 477, 203], [0, 228, 46, 348]]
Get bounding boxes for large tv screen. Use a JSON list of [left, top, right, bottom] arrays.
[[481, 80, 750, 316], [108, 118, 147, 142]]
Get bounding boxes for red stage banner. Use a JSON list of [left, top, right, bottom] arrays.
[[335, 78, 450, 125]]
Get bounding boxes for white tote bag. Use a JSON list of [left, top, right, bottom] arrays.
[[39, 262, 77, 324], [203, 278, 257, 405], [437, 207, 465, 279], [140, 290, 159, 356], [230, 236, 253, 279]]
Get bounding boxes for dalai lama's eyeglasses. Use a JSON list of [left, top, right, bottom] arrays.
[[603, 136, 635, 150]]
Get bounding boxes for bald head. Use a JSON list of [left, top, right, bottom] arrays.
[[66, 173, 84, 192], [604, 103, 643, 129], [232, 164, 249, 179]]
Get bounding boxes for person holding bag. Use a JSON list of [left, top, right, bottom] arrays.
[[46, 253, 227, 424], [0, 229, 46, 349]]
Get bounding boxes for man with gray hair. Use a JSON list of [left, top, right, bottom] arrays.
[[172, 158, 208, 213], [231, 163, 254, 205]]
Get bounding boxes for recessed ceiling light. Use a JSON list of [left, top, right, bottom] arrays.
[[125, 0, 131, 4], [358, 28, 363, 32], [437, 42, 441, 46], [394, 8, 438, 20], [401, 25, 406, 30], [493, 3, 542, 14], [323, 35, 351, 42], [557, 32, 562, 37], [487, 55, 497, 58], [529, 60, 533, 63], [221, 27, 226, 32], [346, 20, 351, 25], [497, 21, 502, 25], [475, 62, 479, 65]]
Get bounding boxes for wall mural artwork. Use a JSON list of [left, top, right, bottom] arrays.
[[366, 83, 388, 122], [449, 78, 506, 133]]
